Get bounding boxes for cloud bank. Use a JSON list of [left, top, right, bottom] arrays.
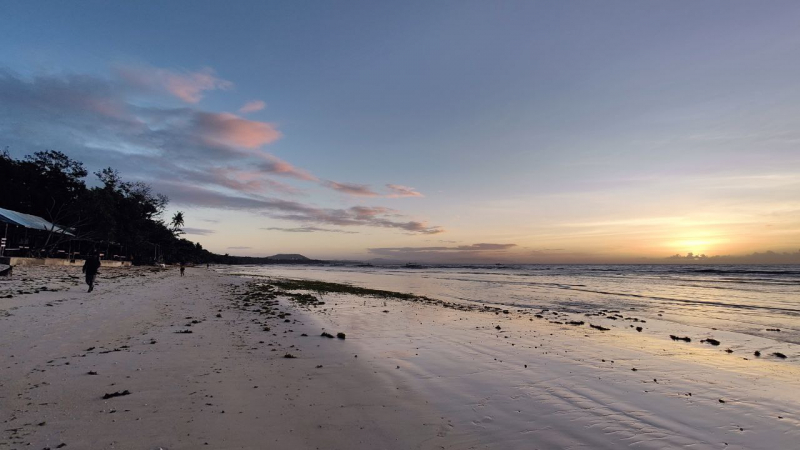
[[0, 66, 441, 235], [368, 243, 516, 262], [664, 250, 800, 264]]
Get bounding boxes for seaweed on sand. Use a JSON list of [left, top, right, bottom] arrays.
[[269, 278, 419, 299]]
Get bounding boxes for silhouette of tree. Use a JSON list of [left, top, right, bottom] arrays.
[[170, 211, 185, 236]]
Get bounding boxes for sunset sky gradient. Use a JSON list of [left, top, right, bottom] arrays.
[[1, 1, 799, 262]]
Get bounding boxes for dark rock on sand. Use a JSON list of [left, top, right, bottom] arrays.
[[772, 352, 787, 359], [701, 338, 721, 346], [590, 324, 610, 331], [336, 332, 346, 339], [670, 335, 691, 342], [321, 332, 334, 338]]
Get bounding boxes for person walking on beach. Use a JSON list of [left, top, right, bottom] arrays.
[[82, 252, 101, 292], [179, 261, 185, 277]]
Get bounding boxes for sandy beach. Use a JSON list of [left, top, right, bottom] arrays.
[[2, 265, 799, 450]]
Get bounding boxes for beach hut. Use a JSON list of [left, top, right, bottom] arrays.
[[0, 207, 74, 257]]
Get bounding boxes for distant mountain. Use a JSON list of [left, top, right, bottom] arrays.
[[266, 254, 311, 261], [210, 253, 322, 265]]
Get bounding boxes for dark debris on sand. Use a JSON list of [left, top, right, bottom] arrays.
[[102, 390, 131, 399]]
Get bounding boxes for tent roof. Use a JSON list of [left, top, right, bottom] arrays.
[[0, 207, 75, 236]]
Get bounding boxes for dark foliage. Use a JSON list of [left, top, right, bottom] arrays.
[[1, 150, 212, 263]]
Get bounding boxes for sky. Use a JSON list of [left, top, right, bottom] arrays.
[[1, 1, 799, 263]]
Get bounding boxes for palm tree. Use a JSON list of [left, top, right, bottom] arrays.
[[170, 211, 185, 236]]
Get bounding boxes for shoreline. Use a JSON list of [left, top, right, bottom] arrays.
[[2, 266, 799, 449]]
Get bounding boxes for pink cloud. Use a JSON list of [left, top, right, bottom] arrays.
[[194, 112, 281, 148], [324, 180, 380, 196], [386, 184, 424, 198], [208, 167, 303, 195], [150, 182, 444, 234], [322, 181, 425, 198], [117, 65, 232, 103], [350, 206, 394, 218], [239, 100, 266, 114], [258, 155, 318, 181]]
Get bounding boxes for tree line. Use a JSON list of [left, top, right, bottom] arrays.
[[0, 149, 214, 264]]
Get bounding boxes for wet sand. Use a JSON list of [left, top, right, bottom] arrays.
[[1, 266, 798, 449]]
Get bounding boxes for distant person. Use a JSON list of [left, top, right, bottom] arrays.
[[206, 262, 209, 269], [82, 252, 101, 292], [179, 261, 186, 277]]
